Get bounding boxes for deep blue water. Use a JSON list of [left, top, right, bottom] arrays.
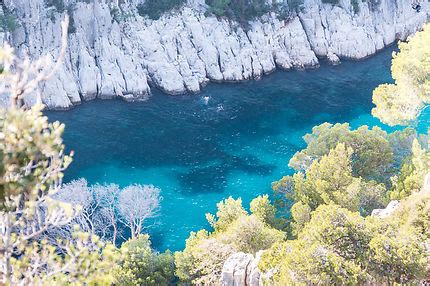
[[46, 46, 429, 251]]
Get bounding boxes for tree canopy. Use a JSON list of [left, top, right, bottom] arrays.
[[372, 24, 430, 126], [175, 196, 284, 284]]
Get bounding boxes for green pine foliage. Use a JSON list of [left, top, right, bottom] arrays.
[[137, 0, 186, 20], [175, 196, 285, 284], [206, 0, 270, 21], [0, 8, 19, 33], [115, 235, 175, 286], [372, 24, 430, 126]]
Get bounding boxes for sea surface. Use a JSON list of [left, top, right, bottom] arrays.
[[47, 46, 430, 251]]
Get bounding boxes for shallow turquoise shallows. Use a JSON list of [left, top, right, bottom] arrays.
[[46, 46, 429, 251]]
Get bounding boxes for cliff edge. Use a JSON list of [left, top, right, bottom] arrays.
[[1, 0, 429, 109]]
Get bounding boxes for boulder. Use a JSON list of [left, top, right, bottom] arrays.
[[371, 200, 401, 218], [221, 251, 264, 286]]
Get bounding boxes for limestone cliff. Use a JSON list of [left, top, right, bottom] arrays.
[[1, 0, 429, 109]]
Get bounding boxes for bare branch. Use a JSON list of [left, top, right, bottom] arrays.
[[0, 15, 69, 108]]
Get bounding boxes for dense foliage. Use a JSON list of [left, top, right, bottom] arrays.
[[45, 0, 67, 13], [205, 0, 306, 21], [372, 24, 430, 126], [137, 0, 186, 20], [389, 139, 430, 200], [0, 104, 122, 284], [206, 0, 271, 21], [321, 0, 340, 5], [273, 123, 425, 227], [259, 197, 430, 284], [115, 235, 175, 285], [287, 122, 416, 180], [0, 8, 19, 33], [174, 196, 284, 284], [257, 23, 430, 285]]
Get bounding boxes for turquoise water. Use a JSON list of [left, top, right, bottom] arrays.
[[47, 46, 429, 251]]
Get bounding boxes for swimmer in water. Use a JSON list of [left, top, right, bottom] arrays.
[[203, 96, 210, 105]]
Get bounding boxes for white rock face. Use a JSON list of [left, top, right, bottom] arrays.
[[2, 0, 429, 109], [372, 174, 430, 218], [371, 200, 401, 218], [424, 173, 430, 191], [221, 251, 264, 286]]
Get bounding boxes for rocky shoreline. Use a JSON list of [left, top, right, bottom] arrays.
[[1, 0, 429, 109]]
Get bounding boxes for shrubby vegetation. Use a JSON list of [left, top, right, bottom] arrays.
[[174, 196, 284, 284], [0, 20, 120, 282], [0, 18, 168, 285], [259, 197, 429, 284], [323, 0, 381, 14], [271, 123, 422, 232], [321, 0, 340, 5], [372, 24, 430, 126], [351, 0, 360, 13], [206, 0, 270, 21], [44, 0, 78, 33], [115, 235, 175, 285], [0, 103, 120, 284], [45, 0, 67, 13], [286, 122, 416, 180], [137, 0, 186, 20], [0, 7, 19, 33], [389, 139, 430, 200], [256, 24, 430, 285], [205, 0, 305, 22]]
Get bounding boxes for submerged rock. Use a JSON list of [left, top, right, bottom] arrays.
[[2, 0, 429, 109]]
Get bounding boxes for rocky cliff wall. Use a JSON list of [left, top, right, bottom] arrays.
[[2, 0, 429, 109]]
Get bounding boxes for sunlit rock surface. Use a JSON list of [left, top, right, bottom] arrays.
[[2, 0, 429, 108], [221, 251, 263, 286]]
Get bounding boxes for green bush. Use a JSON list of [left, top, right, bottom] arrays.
[[232, 0, 270, 21], [206, 0, 271, 22], [45, 0, 66, 13], [115, 235, 175, 286], [137, 0, 186, 20], [321, 0, 340, 4], [351, 0, 360, 13], [287, 0, 304, 12], [175, 196, 284, 284], [205, 0, 304, 22], [0, 10, 19, 33], [44, 0, 77, 33], [110, 7, 133, 23], [206, 0, 231, 17]]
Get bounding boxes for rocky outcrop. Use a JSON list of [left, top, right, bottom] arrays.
[[222, 174, 430, 285], [1, 0, 429, 109], [371, 200, 401, 218], [372, 174, 430, 218], [220, 251, 263, 286], [424, 173, 430, 191]]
